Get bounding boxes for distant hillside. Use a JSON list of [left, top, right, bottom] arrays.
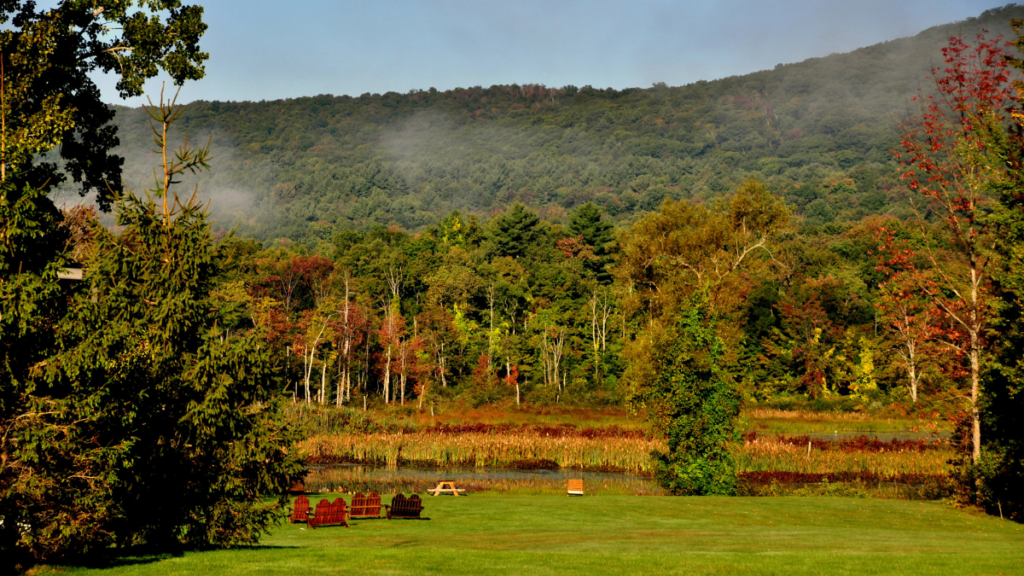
[[101, 4, 1024, 244]]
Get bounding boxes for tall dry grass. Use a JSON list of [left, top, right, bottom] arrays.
[[737, 435, 949, 476], [300, 432, 661, 473], [300, 431, 953, 478]]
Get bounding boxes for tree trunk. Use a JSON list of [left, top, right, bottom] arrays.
[[487, 284, 496, 372], [383, 345, 392, 404], [970, 331, 981, 463], [438, 342, 447, 387], [320, 362, 328, 404], [304, 347, 313, 404], [400, 341, 407, 406], [590, 292, 600, 381]]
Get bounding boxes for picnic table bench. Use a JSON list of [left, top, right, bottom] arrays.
[[350, 492, 383, 519], [308, 498, 349, 528], [384, 494, 424, 519], [427, 481, 465, 496], [289, 495, 311, 523]]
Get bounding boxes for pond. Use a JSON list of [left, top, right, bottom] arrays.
[[305, 463, 667, 496]]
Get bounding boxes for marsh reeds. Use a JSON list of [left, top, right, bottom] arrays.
[[298, 430, 952, 479], [737, 434, 950, 477], [300, 431, 661, 473]]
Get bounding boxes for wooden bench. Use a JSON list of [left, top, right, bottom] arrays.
[[384, 494, 424, 519], [308, 498, 349, 528], [289, 495, 311, 523], [350, 492, 383, 519], [567, 479, 584, 496]]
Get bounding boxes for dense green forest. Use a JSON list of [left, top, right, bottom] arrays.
[[62, 5, 1024, 246]]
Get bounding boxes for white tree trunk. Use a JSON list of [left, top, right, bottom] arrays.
[[383, 344, 392, 404], [320, 362, 328, 404]]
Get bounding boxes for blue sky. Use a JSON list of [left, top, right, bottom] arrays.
[[94, 0, 1006, 105]]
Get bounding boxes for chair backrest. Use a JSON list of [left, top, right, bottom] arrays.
[[368, 492, 381, 505], [292, 495, 310, 520], [568, 479, 584, 493], [333, 498, 346, 510], [394, 494, 420, 510]]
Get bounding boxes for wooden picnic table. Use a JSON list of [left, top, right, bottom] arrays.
[[428, 480, 466, 496]]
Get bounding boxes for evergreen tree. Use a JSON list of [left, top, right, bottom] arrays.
[[568, 202, 614, 283], [490, 203, 542, 259], [1, 2, 210, 566], [1, 93, 303, 564]]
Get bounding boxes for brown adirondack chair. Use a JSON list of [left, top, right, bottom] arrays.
[[350, 492, 383, 519], [289, 495, 311, 523], [384, 494, 424, 519], [308, 498, 349, 529]]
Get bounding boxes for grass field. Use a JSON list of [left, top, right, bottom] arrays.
[[52, 495, 1023, 576]]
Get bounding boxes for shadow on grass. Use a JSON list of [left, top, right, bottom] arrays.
[[56, 544, 298, 570]]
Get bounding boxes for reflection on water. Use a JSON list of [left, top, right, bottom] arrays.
[[305, 464, 667, 496]]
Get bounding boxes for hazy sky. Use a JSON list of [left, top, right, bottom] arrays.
[[93, 0, 1007, 105]]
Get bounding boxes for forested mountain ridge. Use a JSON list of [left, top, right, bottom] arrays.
[[99, 4, 1024, 245]]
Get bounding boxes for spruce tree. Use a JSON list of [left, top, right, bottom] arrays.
[[1, 92, 303, 563], [568, 202, 614, 283], [490, 203, 542, 258], [1, 3, 211, 565]]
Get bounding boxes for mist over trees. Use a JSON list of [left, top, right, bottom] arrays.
[[89, 5, 1024, 246]]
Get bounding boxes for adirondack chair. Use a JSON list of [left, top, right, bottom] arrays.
[[350, 492, 383, 519], [567, 479, 584, 496], [289, 495, 311, 523], [384, 494, 424, 519], [308, 498, 349, 528]]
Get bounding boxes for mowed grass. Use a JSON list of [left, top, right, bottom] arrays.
[[54, 495, 1023, 576]]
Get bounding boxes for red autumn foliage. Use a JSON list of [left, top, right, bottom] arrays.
[[742, 432, 947, 453], [891, 33, 1016, 460], [739, 471, 948, 485], [555, 235, 597, 260], [257, 253, 334, 311]]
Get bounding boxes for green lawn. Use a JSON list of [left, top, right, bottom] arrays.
[[52, 494, 1023, 575]]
